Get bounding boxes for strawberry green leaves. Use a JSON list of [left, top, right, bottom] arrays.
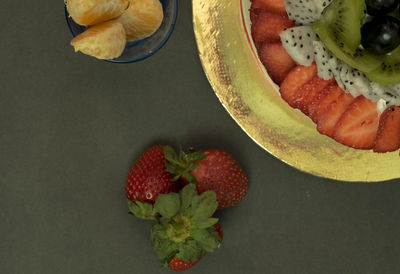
[[180, 183, 197, 213], [190, 191, 218, 223], [163, 146, 206, 184], [176, 239, 204, 262], [154, 193, 180, 219], [150, 184, 221, 265], [151, 222, 179, 264], [127, 200, 158, 220], [191, 228, 221, 253]]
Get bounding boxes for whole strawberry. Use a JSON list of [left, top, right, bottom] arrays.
[[166, 148, 249, 209], [185, 149, 248, 209], [125, 145, 180, 219]]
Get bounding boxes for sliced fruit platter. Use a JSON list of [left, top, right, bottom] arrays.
[[250, 0, 400, 152], [193, 0, 400, 181]]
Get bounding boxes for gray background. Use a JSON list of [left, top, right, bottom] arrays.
[[1, 1, 400, 273]]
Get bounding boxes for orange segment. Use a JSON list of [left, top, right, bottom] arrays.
[[116, 0, 164, 41], [71, 21, 126, 60], [66, 0, 129, 26]]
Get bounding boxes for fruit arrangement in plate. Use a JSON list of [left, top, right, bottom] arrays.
[[125, 145, 248, 271], [249, 0, 400, 152], [66, 0, 164, 60]]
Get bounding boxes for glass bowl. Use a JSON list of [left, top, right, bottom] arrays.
[[65, 0, 178, 63]]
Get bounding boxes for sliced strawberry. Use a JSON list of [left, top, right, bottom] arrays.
[[309, 83, 340, 123], [251, 12, 294, 45], [292, 76, 334, 115], [279, 63, 317, 107], [250, 8, 261, 23], [333, 96, 379, 150], [374, 106, 400, 153], [258, 42, 296, 85], [317, 92, 355, 137], [251, 0, 287, 16]]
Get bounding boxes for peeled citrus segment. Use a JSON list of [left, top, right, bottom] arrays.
[[70, 21, 126, 60], [66, 0, 129, 26], [116, 0, 164, 42]]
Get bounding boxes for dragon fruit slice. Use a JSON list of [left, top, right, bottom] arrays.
[[390, 84, 400, 94], [338, 62, 377, 99], [284, 0, 319, 26], [370, 83, 400, 106], [328, 58, 345, 90], [338, 62, 362, 97], [280, 26, 318, 66], [313, 0, 333, 15], [327, 56, 380, 102], [283, 0, 333, 25], [312, 41, 334, 80]]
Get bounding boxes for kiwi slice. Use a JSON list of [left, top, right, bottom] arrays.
[[366, 46, 400, 84], [314, 19, 381, 73], [387, 46, 400, 63], [319, 0, 365, 51]]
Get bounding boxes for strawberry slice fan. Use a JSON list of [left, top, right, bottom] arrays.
[[249, 0, 400, 152], [193, 0, 400, 181]]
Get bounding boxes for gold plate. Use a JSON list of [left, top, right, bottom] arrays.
[[193, 0, 400, 182]]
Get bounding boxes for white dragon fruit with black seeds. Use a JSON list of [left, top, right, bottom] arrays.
[[284, 0, 331, 26], [347, 69, 377, 101], [390, 84, 400, 94], [284, 0, 319, 26], [280, 26, 318, 66], [377, 99, 387, 114], [338, 65, 382, 102], [313, 0, 333, 15], [328, 58, 345, 90], [370, 83, 400, 106], [312, 41, 334, 80]]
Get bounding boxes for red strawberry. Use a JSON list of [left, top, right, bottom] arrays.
[[213, 223, 224, 240], [250, 8, 264, 23], [251, 12, 294, 45], [317, 92, 355, 137], [334, 96, 380, 149], [258, 42, 296, 85], [279, 63, 317, 107], [179, 149, 248, 209], [251, 0, 287, 16], [374, 106, 400, 153], [309, 83, 342, 123], [168, 257, 200, 272], [182, 149, 248, 209], [292, 76, 334, 115], [125, 146, 180, 219], [168, 223, 223, 272]]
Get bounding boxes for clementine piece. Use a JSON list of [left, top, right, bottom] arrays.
[[66, 0, 129, 26], [70, 21, 126, 60], [116, 0, 164, 41]]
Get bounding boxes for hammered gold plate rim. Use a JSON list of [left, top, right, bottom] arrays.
[[192, 0, 400, 182]]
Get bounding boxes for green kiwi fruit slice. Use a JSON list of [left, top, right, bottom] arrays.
[[387, 46, 400, 63], [319, 0, 365, 52], [314, 19, 381, 73], [366, 46, 400, 84]]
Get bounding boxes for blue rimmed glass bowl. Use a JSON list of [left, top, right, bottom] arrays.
[[65, 0, 178, 63]]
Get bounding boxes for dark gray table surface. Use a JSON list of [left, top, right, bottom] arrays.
[[1, 1, 400, 274]]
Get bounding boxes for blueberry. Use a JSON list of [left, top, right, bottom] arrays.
[[361, 15, 400, 55], [365, 0, 400, 16]]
